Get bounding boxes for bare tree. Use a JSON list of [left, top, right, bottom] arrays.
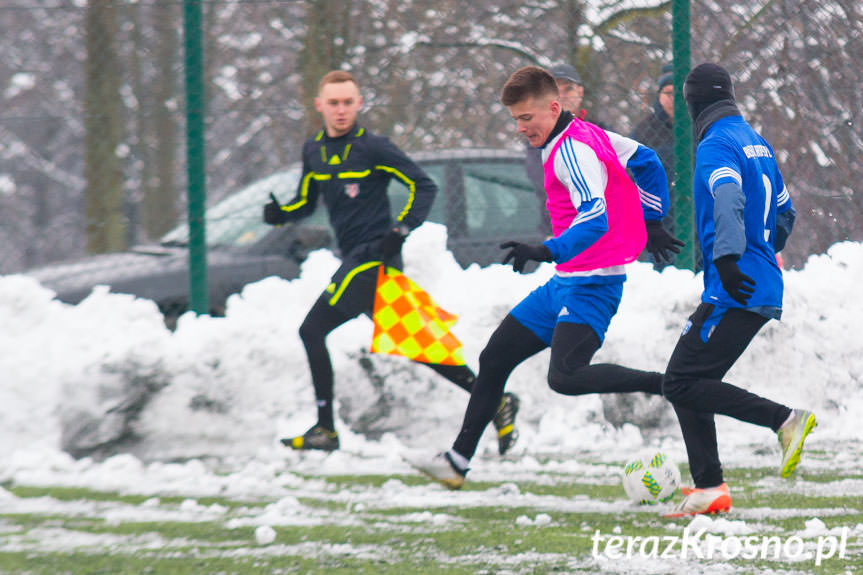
[[2, 0, 860, 272], [300, 0, 354, 136], [143, 3, 180, 240], [84, 0, 125, 253]]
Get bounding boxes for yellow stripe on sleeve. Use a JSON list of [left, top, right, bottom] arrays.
[[282, 172, 330, 213], [376, 165, 416, 222]]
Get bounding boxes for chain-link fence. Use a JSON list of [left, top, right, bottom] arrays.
[[1, 1, 860, 316]]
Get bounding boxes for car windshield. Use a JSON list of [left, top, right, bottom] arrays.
[[159, 151, 535, 250], [461, 161, 538, 237], [160, 167, 328, 247]]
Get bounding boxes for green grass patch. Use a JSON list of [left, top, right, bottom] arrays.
[[2, 460, 861, 575], [6, 484, 261, 511]]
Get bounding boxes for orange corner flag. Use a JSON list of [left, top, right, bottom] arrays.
[[371, 266, 465, 366]]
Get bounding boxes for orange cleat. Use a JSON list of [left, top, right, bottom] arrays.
[[662, 482, 731, 518]]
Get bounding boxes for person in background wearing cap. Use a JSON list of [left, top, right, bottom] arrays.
[[630, 63, 677, 268], [660, 62, 814, 518], [548, 63, 587, 120], [631, 63, 674, 196]]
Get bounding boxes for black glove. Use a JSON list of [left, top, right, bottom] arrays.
[[500, 241, 553, 273], [379, 226, 407, 261], [714, 254, 755, 305], [774, 208, 796, 253], [263, 194, 288, 225], [645, 220, 685, 263]]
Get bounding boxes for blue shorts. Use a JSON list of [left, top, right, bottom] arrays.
[[510, 275, 624, 345]]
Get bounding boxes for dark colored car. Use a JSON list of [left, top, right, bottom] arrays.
[[27, 148, 545, 324]]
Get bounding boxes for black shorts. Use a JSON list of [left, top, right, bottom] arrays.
[[322, 250, 403, 320]]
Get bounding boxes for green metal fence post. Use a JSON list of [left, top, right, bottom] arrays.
[[671, 0, 695, 270], [183, 0, 208, 315]]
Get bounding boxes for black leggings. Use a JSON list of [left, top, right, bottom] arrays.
[[298, 264, 476, 429], [452, 314, 662, 459], [662, 303, 792, 488]]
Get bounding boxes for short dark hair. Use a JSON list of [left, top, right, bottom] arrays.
[[500, 66, 558, 107], [318, 70, 358, 94]]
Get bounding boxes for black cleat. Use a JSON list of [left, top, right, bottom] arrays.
[[492, 392, 520, 455], [281, 425, 339, 451]]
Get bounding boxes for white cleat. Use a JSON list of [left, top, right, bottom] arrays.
[[402, 450, 466, 490], [778, 409, 817, 478]]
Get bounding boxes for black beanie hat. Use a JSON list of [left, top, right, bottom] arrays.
[[683, 62, 734, 104]]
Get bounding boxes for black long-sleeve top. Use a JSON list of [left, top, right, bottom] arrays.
[[278, 123, 437, 257]]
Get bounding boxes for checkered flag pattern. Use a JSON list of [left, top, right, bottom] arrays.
[[370, 266, 465, 366]]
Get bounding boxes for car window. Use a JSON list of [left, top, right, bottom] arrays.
[[461, 160, 540, 237], [159, 154, 538, 250], [161, 167, 329, 248], [386, 164, 446, 225]]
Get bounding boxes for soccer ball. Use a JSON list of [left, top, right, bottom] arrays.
[[621, 451, 681, 504]]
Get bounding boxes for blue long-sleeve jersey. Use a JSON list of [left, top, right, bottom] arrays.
[[694, 115, 795, 311]]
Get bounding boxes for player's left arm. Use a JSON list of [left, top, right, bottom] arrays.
[[605, 130, 669, 221], [773, 168, 795, 253], [374, 137, 437, 231], [703, 143, 746, 260], [607, 130, 682, 261]]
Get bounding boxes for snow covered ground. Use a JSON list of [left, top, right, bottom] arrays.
[[1, 224, 861, 572], [3, 223, 861, 465]]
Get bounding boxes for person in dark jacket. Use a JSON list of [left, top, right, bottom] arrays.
[[630, 64, 675, 187], [630, 64, 677, 267], [263, 70, 519, 453]]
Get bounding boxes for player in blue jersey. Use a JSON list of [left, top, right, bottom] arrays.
[[661, 63, 816, 517]]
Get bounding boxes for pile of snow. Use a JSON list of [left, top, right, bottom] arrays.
[[1, 223, 861, 472]]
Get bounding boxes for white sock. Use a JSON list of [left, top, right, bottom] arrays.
[[780, 410, 796, 429], [446, 449, 470, 472]]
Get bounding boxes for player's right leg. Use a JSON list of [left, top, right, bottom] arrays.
[[423, 362, 522, 456], [404, 313, 547, 488], [284, 259, 376, 451]]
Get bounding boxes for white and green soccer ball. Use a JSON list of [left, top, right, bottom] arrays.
[[621, 451, 682, 504]]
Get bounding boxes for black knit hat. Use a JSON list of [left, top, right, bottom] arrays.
[[683, 63, 734, 104]]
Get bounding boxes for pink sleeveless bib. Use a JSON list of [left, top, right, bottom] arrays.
[[543, 119, 646, 273]]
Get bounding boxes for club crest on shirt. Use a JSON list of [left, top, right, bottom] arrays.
[[344, 183, 360, 198]]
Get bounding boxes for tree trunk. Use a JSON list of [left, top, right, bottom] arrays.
[[127, 1, 147, 247], [300, 0, 352, 137], [84, 0, 126, 254], [143, 3, 179, 239]]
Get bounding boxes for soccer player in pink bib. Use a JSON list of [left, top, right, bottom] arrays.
[[406, 66, 682, 488]]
